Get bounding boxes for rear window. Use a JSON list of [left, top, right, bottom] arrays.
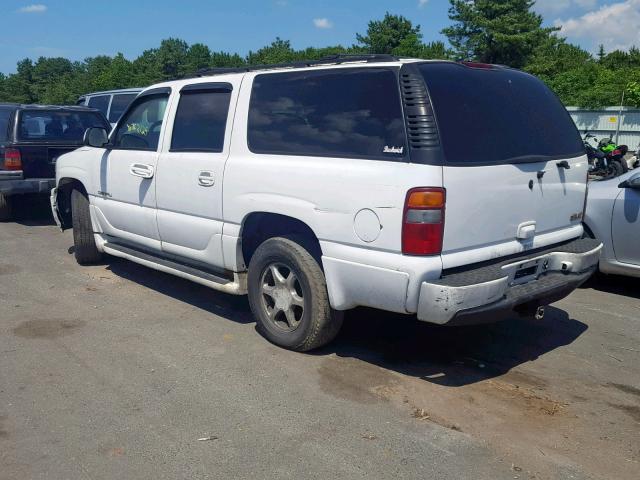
[[248, 68, 407, 160], [419, 63, 584, 165], [18, 110, 108, 143], [109, 93, 137, 124], [0, 107, 13, 143], [87, 95, 110, 117]]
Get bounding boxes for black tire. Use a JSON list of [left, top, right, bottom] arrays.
[[619, 158, 629, 173], [605, 161, 623, 179], [247, 236, 343, 351], [0, 193, 12, 222], [71, 189, 102, 265]]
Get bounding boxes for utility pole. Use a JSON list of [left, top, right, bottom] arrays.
[[615, 89, 625, 144]]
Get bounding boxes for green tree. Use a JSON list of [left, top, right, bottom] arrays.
[[627, 81, 640, 107], [186, 43, 212, 72], [247, 38, 297, 65], [156, 38, 189, 79], [442, 0, 555, 68], [356, 13, 422, 54], [525, 37, 592, 81]]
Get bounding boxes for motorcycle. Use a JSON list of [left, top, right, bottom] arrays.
[[583, 132, 626, 179], [597, 137, 629, 173]]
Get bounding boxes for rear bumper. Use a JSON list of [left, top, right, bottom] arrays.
[[0, 175, 55, 196], [417, 238, 602, 325]]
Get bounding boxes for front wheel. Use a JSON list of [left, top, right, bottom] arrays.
[[247, 236, 343, 351], [71, 189, 102, 265]]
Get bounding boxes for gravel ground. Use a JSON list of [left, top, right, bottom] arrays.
[[1, 198, 638, 480]]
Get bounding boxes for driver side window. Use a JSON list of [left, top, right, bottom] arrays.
[[113, 94, 168, 151]]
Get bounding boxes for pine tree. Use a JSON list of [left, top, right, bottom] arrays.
[[442, 0, 556, 68]]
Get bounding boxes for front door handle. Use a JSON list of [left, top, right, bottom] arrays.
[[198, 171, 215, 187], [130, 163, 155, 179]]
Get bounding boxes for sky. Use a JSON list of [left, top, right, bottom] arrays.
[[2, 0, 640, 74]]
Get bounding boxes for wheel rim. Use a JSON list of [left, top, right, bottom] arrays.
[[260, 263, 305, 332]]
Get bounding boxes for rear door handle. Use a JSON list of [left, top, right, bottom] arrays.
[[129, 163, 155, 179], [198, 171, 215, 187]]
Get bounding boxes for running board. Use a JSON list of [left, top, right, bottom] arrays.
[[102, 242, 247, 295]]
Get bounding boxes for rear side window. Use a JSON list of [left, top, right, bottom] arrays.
[[0, 107, 13, 143], [248, 68, 407, 160], [109, 94, 137, 124], [87, 95, 110, 117], [419, 63, 584, 165], [171, 89, 231, 152]]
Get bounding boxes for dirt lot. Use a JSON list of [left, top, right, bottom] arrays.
[[1, 199, 639, 480]]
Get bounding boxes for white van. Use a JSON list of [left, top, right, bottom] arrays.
[[76, 88, 143, 127], [53, 55, 602, 351]]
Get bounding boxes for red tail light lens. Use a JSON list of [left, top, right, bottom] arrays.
[[4, 148, 22, 171], [402, 187, 446, 256]]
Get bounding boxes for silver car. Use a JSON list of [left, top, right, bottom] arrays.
[[584, 170, 640, 277]]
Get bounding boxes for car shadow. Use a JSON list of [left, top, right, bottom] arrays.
[[313, 306, 587, 387], [105, 258, 255, 325], [104, 254, 588, 387], [11, 194, 56, 226], [582, 273, 640, 300]]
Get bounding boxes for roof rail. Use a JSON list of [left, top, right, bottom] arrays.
[[191, 54, 400, 78]]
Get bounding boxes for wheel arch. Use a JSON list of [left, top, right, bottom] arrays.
[[56, 177, 87, 230], [240, 212, 322, 268]]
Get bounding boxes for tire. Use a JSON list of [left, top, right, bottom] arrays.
[[71, 189, 102, 265], [0, 193, 12, 222], [605, 161, 623, 179], [247, 236, 343, 351], [619, 158, 629, 173]]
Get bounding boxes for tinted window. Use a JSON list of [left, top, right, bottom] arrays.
[[113, 95, 168, 150], [0, 107, 13, 143], [171, 90, 231, 152], [87, 95, 110, 117], [18, 110, 108, 143], [419, 63, 584, 165], [109, 94, 137, 123], [248, 68, 406, 160]]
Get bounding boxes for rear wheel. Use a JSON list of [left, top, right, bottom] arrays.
[[247, 236, 343, 351], [0, 194, 12, 222], [605, 161, 624, 179], [71, 189, 102, 265]]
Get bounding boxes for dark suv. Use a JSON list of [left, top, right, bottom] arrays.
[[0, 104, 110, 220]]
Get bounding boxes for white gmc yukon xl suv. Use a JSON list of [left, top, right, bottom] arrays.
[[51, 55, 602, 351]]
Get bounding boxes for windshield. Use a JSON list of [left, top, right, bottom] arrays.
[[18, 110, 108, 143], [419, 63, 584, 165]]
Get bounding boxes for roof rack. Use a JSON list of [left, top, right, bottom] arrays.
[[192, 54, 400, 77]]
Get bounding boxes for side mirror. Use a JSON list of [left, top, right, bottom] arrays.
[[83, 127, 109, 148], [618, 174, 640, 189]]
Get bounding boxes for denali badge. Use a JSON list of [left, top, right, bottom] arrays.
[[383, 146, 404, 154]]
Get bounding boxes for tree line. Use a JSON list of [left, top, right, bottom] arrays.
[[1, 0, 639, 108]]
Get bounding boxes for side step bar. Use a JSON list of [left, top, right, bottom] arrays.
[[102, 242, 247, 295]]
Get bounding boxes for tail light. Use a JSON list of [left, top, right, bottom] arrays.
[[3, 149, 22, 171], [402, 187, 445, 255], [613, 149, 622, 156]]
